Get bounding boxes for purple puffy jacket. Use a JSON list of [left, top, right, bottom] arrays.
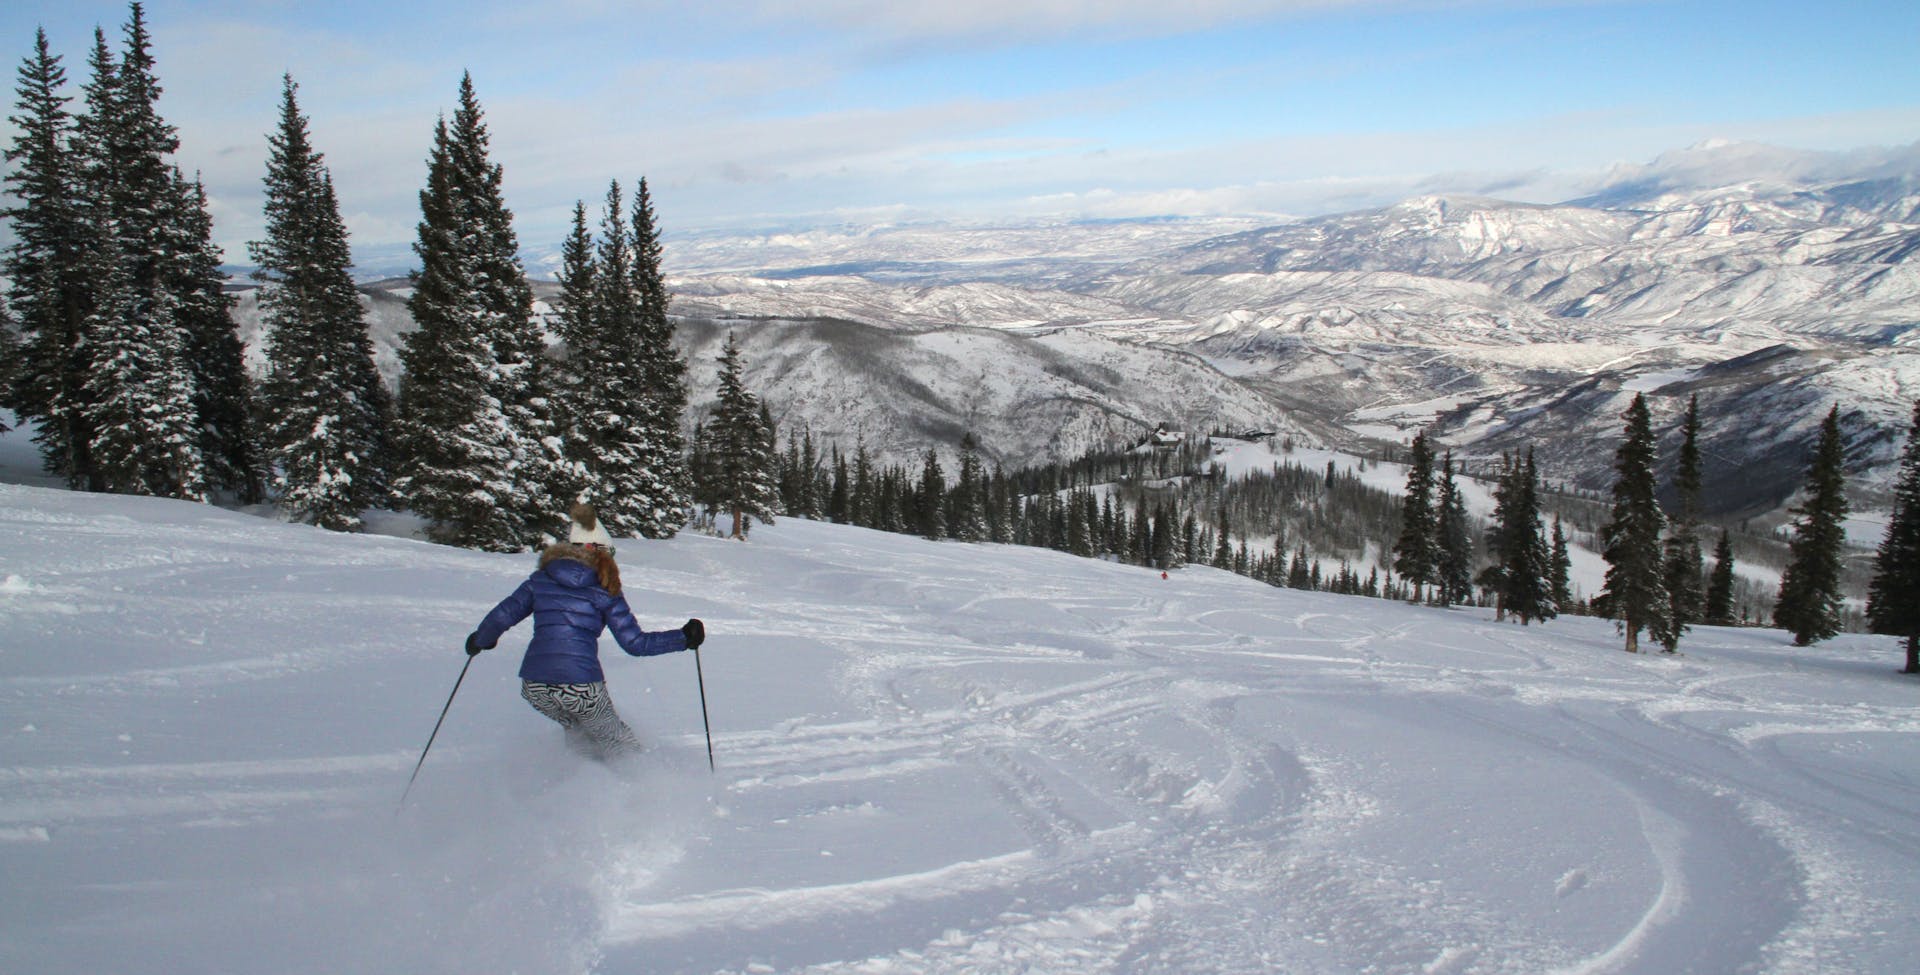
[[473, 547, 687, 683]]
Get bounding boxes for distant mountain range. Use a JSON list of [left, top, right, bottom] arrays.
[[230, 139, 1919, 525], [653, 139, 1920, 524]]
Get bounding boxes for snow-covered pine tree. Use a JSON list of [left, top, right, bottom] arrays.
[[170, 171, 260, 501], [251, 75, 391, 530], [1483, 449, 1554, 624], [1705, 529, 1737, 626], [1600, 394, 1670, 653], [1477, 453, 1517, 619], [851, 438, 876, 527], [627, 177, 690, 537], [396, 75, 557, 550], [1150, 501, 1177, 569], [1066, 489, 1094, 557], [546, 200, 598, 508], [1392, 431, 1438, 603], [917, 448, 947, 542], [1212, 513, 1234, 569], [4, 29, 97, 486], [707, 332, 778, 539], [1434, 451, 1475, 606], [395, 110, 519, 550], [1550, 518, 1574, 612], [75, 12, 206, 500], [950, 432, 989, 542], [1775, 405, 1852, 646], [455, 76, 563, 543], [1868, 399, 1920, 673], [1660, 394, 1706, 649]]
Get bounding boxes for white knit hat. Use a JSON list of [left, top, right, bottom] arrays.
[[568, 502, 616, 549]]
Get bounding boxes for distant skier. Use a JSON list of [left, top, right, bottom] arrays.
[[465, 503, 706, 760]]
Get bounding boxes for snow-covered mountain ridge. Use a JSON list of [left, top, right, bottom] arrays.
[[666, 141, 1920, 519]]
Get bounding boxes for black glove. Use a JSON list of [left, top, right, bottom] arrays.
[[465, 631, 489, 656], [682, 618, 705, 650]]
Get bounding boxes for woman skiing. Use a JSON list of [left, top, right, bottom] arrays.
[[466, 503, 705, 760]]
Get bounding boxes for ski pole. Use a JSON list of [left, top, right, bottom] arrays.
[[400, 653, 474, 807], [693, 645, 716, 772]]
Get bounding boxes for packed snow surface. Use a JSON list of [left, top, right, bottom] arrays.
[[3, 484, 1918, 974]]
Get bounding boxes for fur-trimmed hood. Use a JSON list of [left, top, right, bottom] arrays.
[[540, 542, 622, 596]]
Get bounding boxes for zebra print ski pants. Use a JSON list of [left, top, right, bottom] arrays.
[[520, 680, 642, 760]]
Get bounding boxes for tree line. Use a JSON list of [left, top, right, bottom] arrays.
[[2, 4, 688, 550]]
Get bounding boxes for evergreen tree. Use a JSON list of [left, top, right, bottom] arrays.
[[1213, 514, 1234, 569], [828, 449, 850, 524], [4, 28, 99, 488], [561, 181, 675, 537], [1599, 394, 1670, 653], [1477, 453, 1517, 618], [250, 75, 389, 529], [1869, 400, 1920, 673], [626, 177, 690, 537], [951, 433, 989, 542], [1660, 394, 1706, 648], [172, 172, 261, 500], [917, 448, 947, 541], [1392, 431, 1438, 602], [1508, 450, 1556, 624], [74, 11, 207, 500], [851, 438, 875, 527], [1774, 405, 1851, 646], [1065, 489, 1094, 557], [705, 332, 777, 539], [395, 75, 554, 549], [395, 109, 518, 549], [1550, 518, 1573, 612], [546, 200, 598, 507], [1705, 529, 1738, 626], [1434, 451, 1475, 606]]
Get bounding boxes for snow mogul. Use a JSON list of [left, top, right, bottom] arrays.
[[465, 503, 705, 759]]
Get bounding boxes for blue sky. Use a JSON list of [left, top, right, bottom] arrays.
[[4, 0, 1918, 261]]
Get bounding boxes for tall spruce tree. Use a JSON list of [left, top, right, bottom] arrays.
[[75, 10, 207, 500], [1660, 394, 1706, 649], [251, 75, 391, 529], [1868, 400, 1920, 673], [950, 432, 989, 542], [1434, 451, 1475, 606], [566, 182, 668, 536], [917, 448, 947, 542], [546, 200, 598, 506], [1550, 519, 1574, 612], [395, 75, 554, 549], [1705, 529, 1738, 626], [627, 178, 690, 537], [1504, 449, 1556, 624], [1392, 431, 1438, 602], [706, 332, 777, 539], [1600, 394, 1670, 653], [4, 28, 99, 487], [396, 110, 518, 548], [171, 172, 260, 500], [1774, 405, 1851, 646]]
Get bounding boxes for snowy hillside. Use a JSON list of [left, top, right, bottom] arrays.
[[673, 318, 1301, 470], [663, 142, 1920, 520], [4, 480, 1919, 974]]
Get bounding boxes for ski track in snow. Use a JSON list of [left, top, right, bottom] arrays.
[[3, 483, 1919, 974]]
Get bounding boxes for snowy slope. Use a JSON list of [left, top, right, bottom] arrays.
[[4, 483, 1919, 974]]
